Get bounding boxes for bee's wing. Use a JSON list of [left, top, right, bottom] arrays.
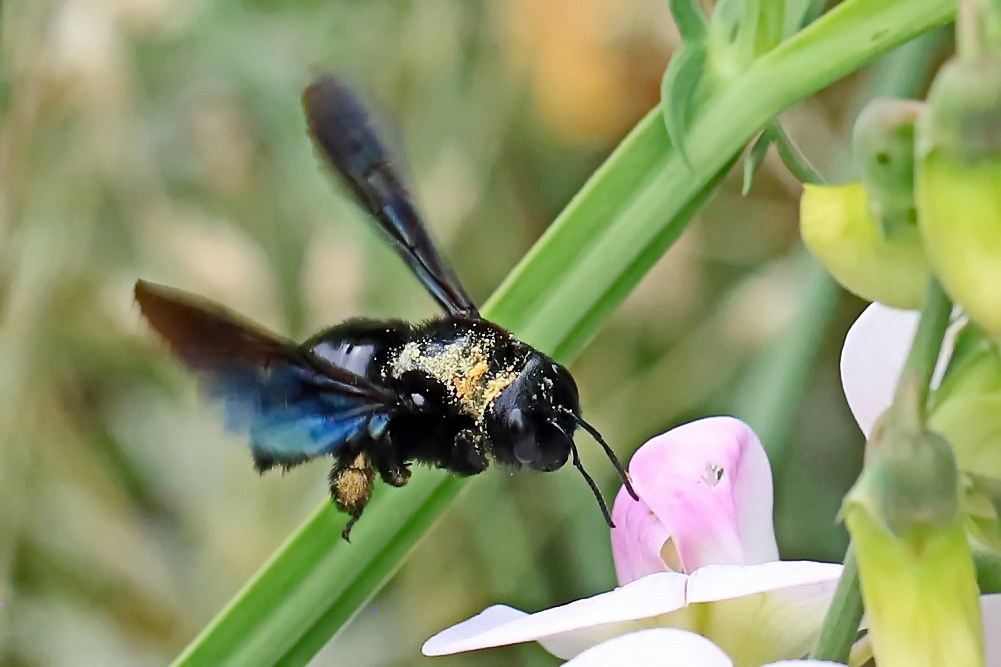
[[135, 280, 398, 470], [302, 75, 479, 319]]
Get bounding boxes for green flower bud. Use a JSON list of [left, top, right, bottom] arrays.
[[854, 98, 924, 235], [844, 504, 984, 667], [919, 56, 1001, 161], [843, 422, 984, 667], [859, 424, 959, 536], [917, 56, 1001, 335], [800, 181, 929, 309]]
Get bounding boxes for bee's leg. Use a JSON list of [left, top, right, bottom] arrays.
[[369, 434, 412, 488], [378, 459, 412, 488], [448, 428, 489, 476], [328, 451, 376, 542]]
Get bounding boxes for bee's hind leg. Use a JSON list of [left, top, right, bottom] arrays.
[[371, 435, 412, 488], [448, 428, 489, 476], [329, 452, 376, 542]]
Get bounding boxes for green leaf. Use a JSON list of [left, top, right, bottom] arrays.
[[660, 44, 708, 173], [711, 0, 746, 47], [974, 547, 1001, 594], [660, 44, 708, 172], [737, 0, 786, 60], [784, 0, 827, 36], [773, 122, 825, 183], [669, 0, 709, 42], [173, 1, 958, 665], [742, 126, 775, 194]]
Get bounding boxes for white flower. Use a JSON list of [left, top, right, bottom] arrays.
[[562, 629, 845, 667]]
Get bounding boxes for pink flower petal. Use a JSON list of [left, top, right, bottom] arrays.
[[610, 488, 672, 583], [613, 417, 777, 580], [421, 571, 689, 657], [562, 629, 734, 667]]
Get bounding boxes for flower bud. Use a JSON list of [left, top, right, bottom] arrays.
[[917, 56, 1001, 335], [800, 181, 929, 309], [857, 422, 959, 535], [843, 422, 983, 667], [853, 98, 924, 235], [844, 503, 984, 667]]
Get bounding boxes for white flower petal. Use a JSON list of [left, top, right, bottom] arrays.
[[422, 606, 527, 656], [686, 562, 843, 604], [840, 304, 918, 437], [840, 304, 959, 437], [422, 571, 690, 657], [689, 562, 843, 665], [983, 594, 1001, 667], [561, 629, 734, 667]]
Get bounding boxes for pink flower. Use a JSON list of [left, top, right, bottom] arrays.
[[423, 417, 843, 665]]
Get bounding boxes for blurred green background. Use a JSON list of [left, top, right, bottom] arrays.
[[0, 1, 946, 665]]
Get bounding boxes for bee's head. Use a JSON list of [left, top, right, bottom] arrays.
[[484, 352, 639, 528], [485, 355, 579, 472]]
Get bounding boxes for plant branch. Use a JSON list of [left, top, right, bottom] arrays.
[[810, 548, 863, 661], [893, 279, 952, 415]]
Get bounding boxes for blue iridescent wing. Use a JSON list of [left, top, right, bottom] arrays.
[[302, 75, 479, 319], [135, 280, 397, 471]]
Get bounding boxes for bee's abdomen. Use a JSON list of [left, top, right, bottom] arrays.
[[303, 318, 411, 382]]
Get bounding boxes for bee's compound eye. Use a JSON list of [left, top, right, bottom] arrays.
[[532, 423, 571, 472], [508, 409, 538, 465]]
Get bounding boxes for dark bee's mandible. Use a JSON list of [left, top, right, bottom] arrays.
[[134, 74, 638, 540]]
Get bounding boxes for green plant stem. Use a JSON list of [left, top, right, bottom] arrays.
[[810, 548, 863, 661], [893, 279, 953, 413]]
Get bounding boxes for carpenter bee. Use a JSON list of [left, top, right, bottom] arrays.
[[135, 74, 637, 540]]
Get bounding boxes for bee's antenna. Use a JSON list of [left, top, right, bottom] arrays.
[[573, 415, 639, 501], [553, 421, 615, 528]]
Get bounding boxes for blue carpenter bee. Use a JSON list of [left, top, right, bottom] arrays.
[[135, 75, 637, 540]]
